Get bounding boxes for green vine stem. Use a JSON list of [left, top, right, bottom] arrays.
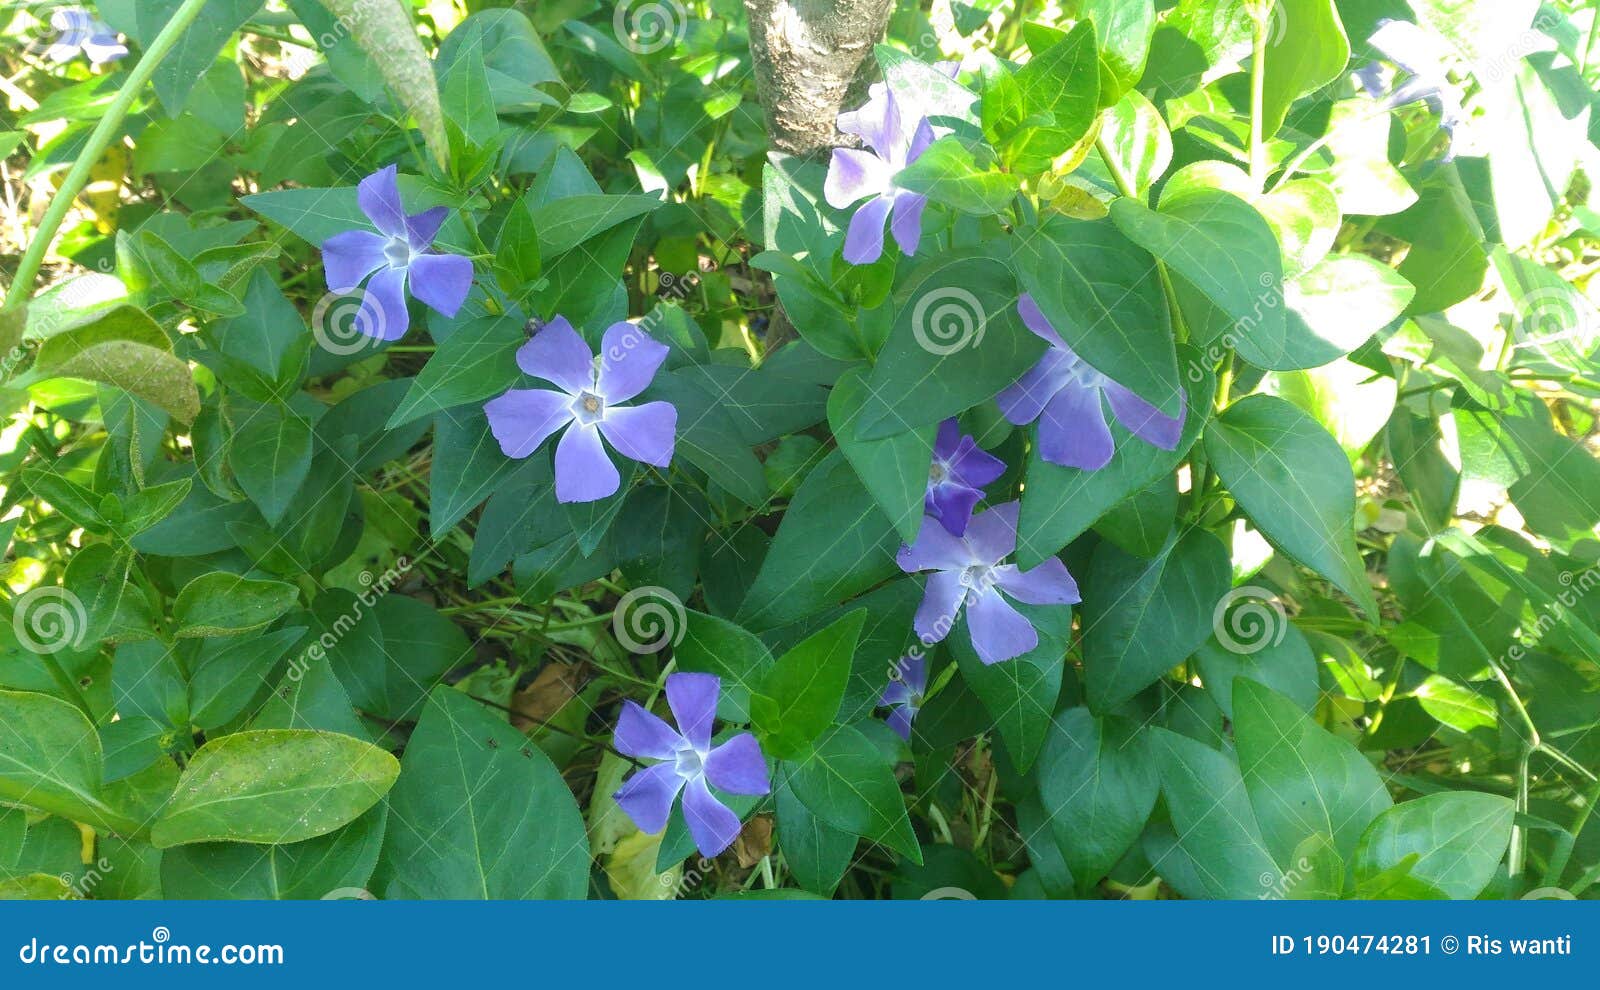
[[1, 0, 214, 314]]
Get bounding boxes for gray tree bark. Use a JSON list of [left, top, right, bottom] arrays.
[[743, 0, 897, 156]]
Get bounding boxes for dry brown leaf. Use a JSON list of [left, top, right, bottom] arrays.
[[510, 661, 589, 730]]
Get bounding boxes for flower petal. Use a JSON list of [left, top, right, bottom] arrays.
[[927, 482, 981, 537], [484, 388, 574, 459], [842, 195, 894, 265], [553, 422, 620, 503], [962, 501, 1020, 566], [357, 164, 408, 238], [613, 700, 683, 760], [1016, 294, 1069, 348], [614, 762, 685, 835], [407, 252, 473, 318], [824, 149, 894, 209], [681, 776, 742, 858], [889, 190, 929, 257], [666, 672, 719, 751], [596, 322, 669, 403], [914, 570, 966, 644], [516, 316, 594, 395], [1038, 382, 1114, 471], [83, 36, 127, 65], [934, 418, 962, 460], [404, 205, 449, 251], [598, 402, 676, 468], [950, 435, 1006, 488], [966, 588, 1038, 665], [322, 229, 388, 293], [886, 704, 916, 741], [354, 266, 409, 341], [994, 558, 1081, 606], [897, 518, 972, 573], [996, 347, 1073, 426], [1103, 381, 1185, 451], [705, 734, 770, 796]]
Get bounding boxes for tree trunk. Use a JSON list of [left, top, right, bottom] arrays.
[[743, 0, 897, 157]]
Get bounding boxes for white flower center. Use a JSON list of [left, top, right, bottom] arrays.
[[571, 390, 606, 425], [959, 563, 995, 604], [674, 743, 705, 779], [929, 460, 949, 484], [383, 234, 414, 270]]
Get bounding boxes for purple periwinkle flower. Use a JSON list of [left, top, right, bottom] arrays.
[[484, 316, 677, 503], [613, 672, 771, 858], [926, 418, 1004, 536], [321, 165, 474, 341], [1355, 19, 1463, 160], [44, 8, 126, 65], [824, 87, 937, 265], [898, 501, 1080, 665], [997, 295, 1185, 472], [879, 655, 928, 741]]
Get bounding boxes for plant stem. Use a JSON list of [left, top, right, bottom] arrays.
[[2, 0, 214, 312], [1248, 5, 1270, 189], [1095, 132, 1188, 342]]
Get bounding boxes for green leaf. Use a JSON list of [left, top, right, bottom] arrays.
[[172, 572, 299, 638], [1382, 168, 1488, 314], [736, 451, 900, 632], [379, 687, 588, 898], [0, 689, 134, 833], [775, 772, 856, 897], [953, 602, 1073, 771], [753, 610, 865, 759], [1234, 679, 1392, 866], [829, 366, 935, 543], [1151, 727, 1283, 898], [1204, 395, 1375, 615], [315, 592, 469, 722], [646, 371, 767, 507], [1082, 529, 1231, 712], [1278, 254, 1415, 369], [1012, 215, 1179, 414], [1001, 22, 1100, 171], [1412, 675, 1497, 733], [439, 38, 498, 152], [788, 725, 921, 864], [228, 405, 313, 525], [1072, 0, 1155, 104], [1111, 189, 1288, 369], [1098, 89, 1171, 195], [1353, 792, 1515, 899], [160, 804, 386, 899], [34, 312, 198, 422], [1260, 0, 1350, 138], [673, 610, 775, 723], [103, 0, 263, 115], [1194, 621, 1319, 719], [895, 137, 1021, 215], [189, 626, 307, 729], [388, 316, 523, 428], [1036, 707, 1158, 891], [151, 730, 397, 848], [856, 254, 1044, 439], [532, 194, 660, 257]]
